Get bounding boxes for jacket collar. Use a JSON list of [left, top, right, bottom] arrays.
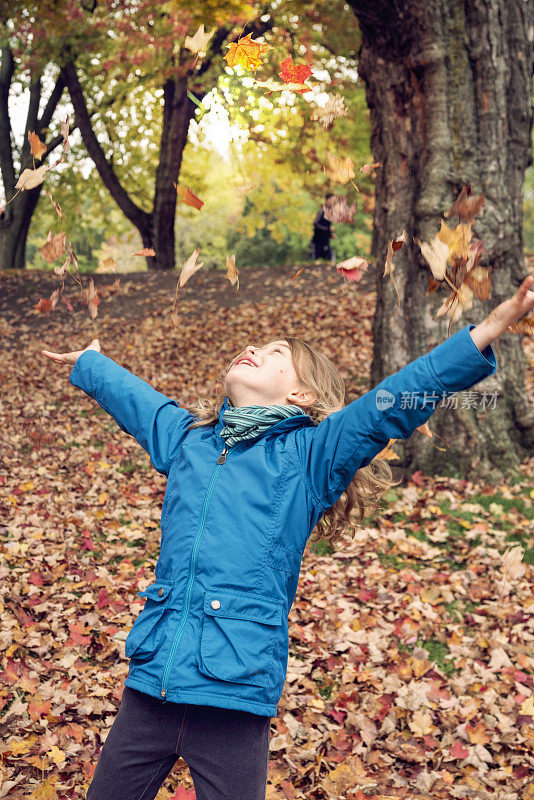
[[215, 396, 316, 441]]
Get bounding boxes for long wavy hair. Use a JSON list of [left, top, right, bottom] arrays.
[[186, 335, 402, 549]]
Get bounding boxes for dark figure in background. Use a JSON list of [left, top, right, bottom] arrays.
[[311, 193, 335, 262]]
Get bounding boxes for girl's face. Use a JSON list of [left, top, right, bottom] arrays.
[[224, 340, 315, 408]]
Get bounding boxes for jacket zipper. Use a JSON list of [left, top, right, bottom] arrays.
[[160, 445, 229, 701]]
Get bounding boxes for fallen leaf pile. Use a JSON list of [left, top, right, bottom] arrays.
[[1, 266, 533, 799]]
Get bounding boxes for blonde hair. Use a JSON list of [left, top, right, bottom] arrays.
[[186, 335, 402, 549]]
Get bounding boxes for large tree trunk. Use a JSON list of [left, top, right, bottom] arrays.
[[348, 0, 534, 482]]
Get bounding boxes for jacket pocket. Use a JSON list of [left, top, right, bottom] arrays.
[[125, 581, 172, 662], [199, 588, 283, 688]]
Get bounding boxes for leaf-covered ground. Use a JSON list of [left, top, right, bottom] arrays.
[[0, 264, 533, 800]]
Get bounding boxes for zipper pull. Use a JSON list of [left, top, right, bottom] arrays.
[[217, 446, 228, 465]]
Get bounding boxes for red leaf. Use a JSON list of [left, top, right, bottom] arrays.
[[449, 740, 469, 759], [279, 56, 313, 86]]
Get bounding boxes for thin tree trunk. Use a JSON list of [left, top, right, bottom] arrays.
[[0, 46, 75, 270], [348, 0, 534, 482]]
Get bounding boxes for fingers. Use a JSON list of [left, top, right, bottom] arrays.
[[41, 351, 65, 363], [517, 276, 533, 296]]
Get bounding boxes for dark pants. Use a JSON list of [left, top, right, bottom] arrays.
[[311, 239, 334, 261], [86, 686, 272, 800]]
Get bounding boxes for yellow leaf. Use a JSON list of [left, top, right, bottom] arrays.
[[325, 153, 355, 184], [48, 745, 67, 765], [224, 33, 271, 71], [18, 481, 34, 492], [519, 695, 534, 716]]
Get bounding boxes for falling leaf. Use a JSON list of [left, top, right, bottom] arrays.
[[184, 24, 215, 54], [39, 230, 66, 263], [291, 266, 305, 279], [376, 438, 399, 460], [445, 185, 485, 223], [43, 189, 63, 221], [254, 78, 312, 96], [224, 33, 271, 71], [311, 95, 348, 130], [28, 131, 47, 161], [359, 161, 381, 175], [326, 154, 355, 184], [278, 56, 313, 95], [323, 195, 357, 224], [95, 256, 117, 273], [15, 164, 50, 191], [435, 282, 473, 323], [175, 184, 204, 210], [79, 277, 100, 319], [178, 248, 204, 288], [383, 230, 407, 278], [336, 256, 369, 282], [415, 233, 449, 281], [226, 253, 239, 290], [33, 288, 60, 314], [383, 230, 407, 307], [133, 247, 156, 257], [507, 314, 534, 335], [235, 183, 256, 197], [416, 421, 449, 451]]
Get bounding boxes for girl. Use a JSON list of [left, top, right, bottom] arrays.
[[41, 276, 533, 800]]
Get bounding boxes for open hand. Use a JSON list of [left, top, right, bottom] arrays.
[[488, 276, 534, 333], [41, 338, 101, 366]]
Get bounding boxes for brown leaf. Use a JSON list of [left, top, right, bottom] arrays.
[[39, 231, 66, 263], [445, 185, 486, 223]]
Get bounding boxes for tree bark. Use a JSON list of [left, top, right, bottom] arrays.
[[0, 48, 67, 270], [347, 0, 534, 482]]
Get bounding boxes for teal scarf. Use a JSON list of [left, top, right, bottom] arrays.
[[220, 401, 304, 449]]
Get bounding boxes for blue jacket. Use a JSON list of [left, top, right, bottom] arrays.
[[69, 324, 497, 717]]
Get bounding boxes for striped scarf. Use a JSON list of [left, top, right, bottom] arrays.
[[220, 402, 304, 449]]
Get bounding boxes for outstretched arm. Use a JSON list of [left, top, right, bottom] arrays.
[[42, 341, 194, 476], [293, 276, 534, 510]]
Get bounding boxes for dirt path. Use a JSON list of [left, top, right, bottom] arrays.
[[0, 261, 378, 346]]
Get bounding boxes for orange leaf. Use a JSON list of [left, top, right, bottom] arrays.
[[224, 33, 271, 71], [175, 184, 204, 210], [133, 247, 156, 257], [33, 288, 60, 314], [28, 130, 47, 161]]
